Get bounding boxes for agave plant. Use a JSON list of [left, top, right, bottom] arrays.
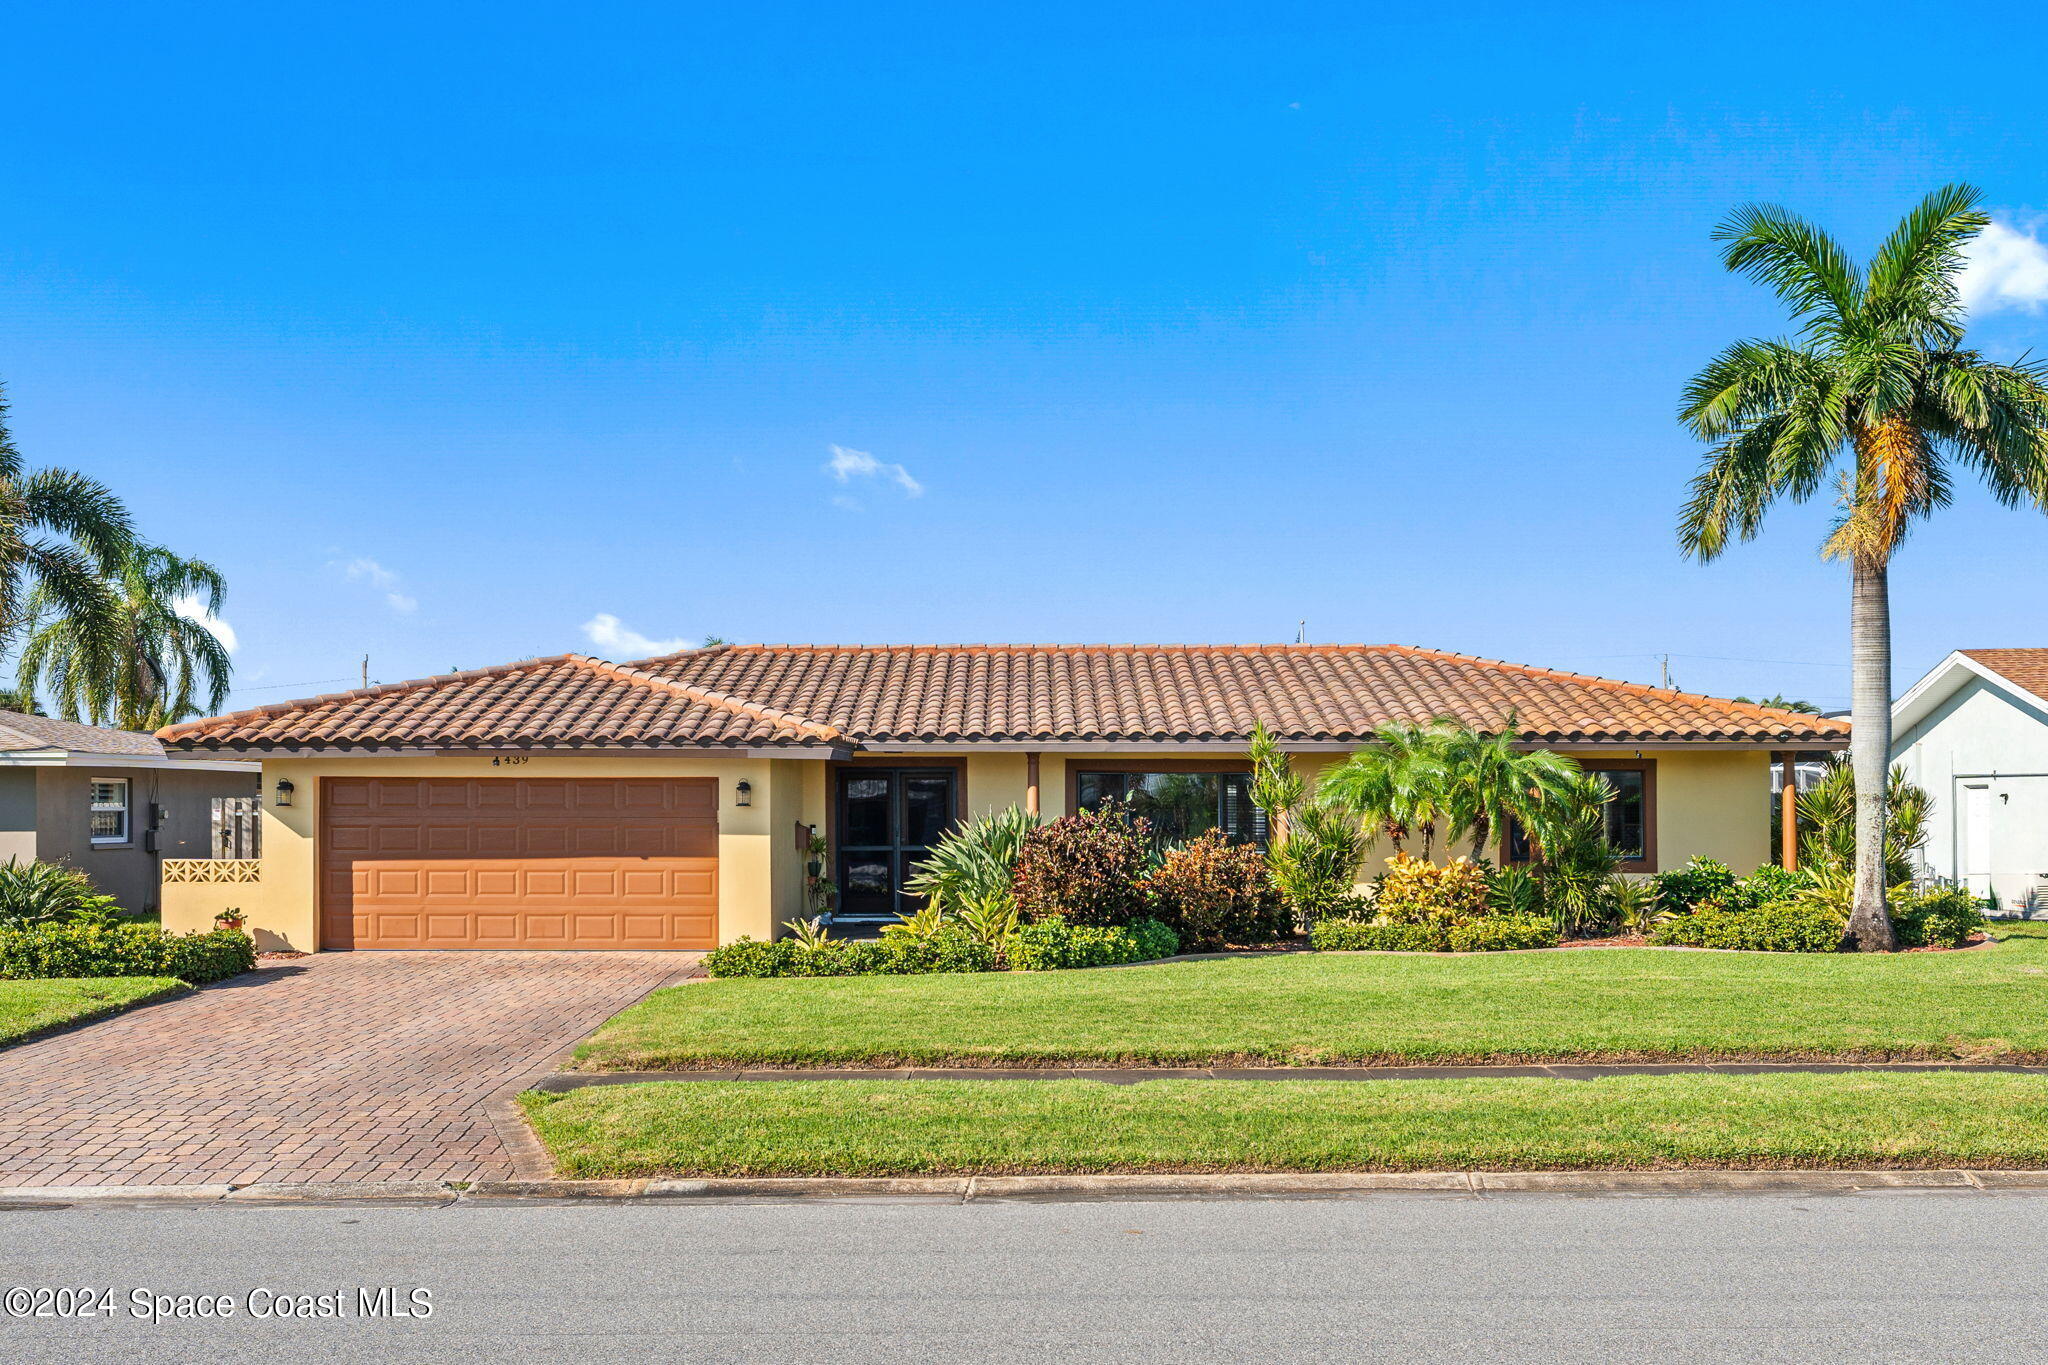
[[903, 805, 1041, 913]]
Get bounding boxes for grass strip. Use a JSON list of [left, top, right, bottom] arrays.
[[521, 1072, 2048, 1178], [575, 925, 2048, 1070], [0, 977, 187, 1049]]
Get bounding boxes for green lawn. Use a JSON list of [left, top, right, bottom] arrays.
[[577, 924, 2048, 1069], [522, 1072, 2048, 1177], [0, 977, 185, 1048]]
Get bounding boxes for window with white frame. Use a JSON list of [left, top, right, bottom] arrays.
[[89, 778, 130, 845]]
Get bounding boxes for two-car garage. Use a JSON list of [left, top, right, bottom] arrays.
[[319, 776, 720, 950]]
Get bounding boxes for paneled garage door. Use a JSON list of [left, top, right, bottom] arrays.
[[320, 777, 718, 950]]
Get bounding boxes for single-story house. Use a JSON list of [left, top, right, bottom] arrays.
[[1893, 648, 2048, 915], [154, 643, 1848, 952], [0, 710, 260, 914]]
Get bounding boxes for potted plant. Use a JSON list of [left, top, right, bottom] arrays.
[[214, 908, 247, 932]]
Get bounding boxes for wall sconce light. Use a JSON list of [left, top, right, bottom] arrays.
[[274, 778, 296, 808], [734, 780, 752, 808]]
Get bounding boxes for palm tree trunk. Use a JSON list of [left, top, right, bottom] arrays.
[[1844, 555, 1898, 951], [1470, 814, 1492, 865]]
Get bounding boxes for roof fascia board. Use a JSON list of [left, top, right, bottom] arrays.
[[1891, 651, 2048, 737], [166, 745, 850, 761], [854, 738, 1846, 754]]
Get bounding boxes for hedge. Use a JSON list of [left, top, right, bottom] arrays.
[[0, 922, 255, 984], [703, 918, 1179, 979], [1308, 920, 1445, 952], [1445, 914, 1561, 953], [1002, 917, 1178, 971], [1651, 900, 1843, 953]]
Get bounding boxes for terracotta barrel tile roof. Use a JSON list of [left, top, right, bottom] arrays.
[[159, 643, 1849, 752]]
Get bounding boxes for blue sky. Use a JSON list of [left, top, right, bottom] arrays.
[[6, 2, 2047, 714]]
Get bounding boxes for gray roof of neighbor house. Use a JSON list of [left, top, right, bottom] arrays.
[[154, 643, 1852, 752], [0, 710, 170, 758]]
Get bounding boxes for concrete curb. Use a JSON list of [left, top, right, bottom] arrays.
[[6, 1168, 2048, 1207], [537, 1060, 2048, 1091]]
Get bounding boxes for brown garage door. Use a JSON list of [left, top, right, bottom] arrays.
[[320, 777, 718, 950]]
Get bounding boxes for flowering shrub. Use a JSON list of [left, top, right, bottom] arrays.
[[1141, 832, 1289, 951], [1011, 804, 1155, 926]]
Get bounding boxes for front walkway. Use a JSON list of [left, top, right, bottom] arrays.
[[0, 952, 697, 1187]]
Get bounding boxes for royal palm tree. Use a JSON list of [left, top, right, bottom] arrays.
[[16, 544, 230, 731], [1677, 185, 2048, 951], [0, 386, 132, 661]]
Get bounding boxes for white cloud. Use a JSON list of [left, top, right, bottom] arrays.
[[582, 613, 693, 659], [1960, 220, 2048, 316], [174, 593, 237, 653], [339, 557, 418, 614], [825, 444, 923, 499]]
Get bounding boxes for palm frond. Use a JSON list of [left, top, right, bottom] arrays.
[[1712, 202, 1860, 325]]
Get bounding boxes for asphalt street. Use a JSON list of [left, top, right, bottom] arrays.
[[4, 1189, 2046, 1363]]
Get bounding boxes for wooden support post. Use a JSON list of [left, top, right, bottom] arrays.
[[1025, 752, 1041, 817], [1779, 752, 1799, 871]]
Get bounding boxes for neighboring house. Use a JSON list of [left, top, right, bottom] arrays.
[[154, 643, 1847, 952], [0, 710, 261, 914], [1893, 649, 2048, 916]]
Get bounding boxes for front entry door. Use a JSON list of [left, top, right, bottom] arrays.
[[835, 768, 958, 921]]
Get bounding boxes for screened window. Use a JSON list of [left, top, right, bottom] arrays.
[[1074, 770, 1266, 845], [90, 778, 131, 845]]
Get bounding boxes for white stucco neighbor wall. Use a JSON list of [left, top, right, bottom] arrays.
[[1893, 674, 2048, 915]]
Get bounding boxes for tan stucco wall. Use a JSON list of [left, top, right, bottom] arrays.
[[160, 745, 1774, 951], [161, 754, 812, 952]]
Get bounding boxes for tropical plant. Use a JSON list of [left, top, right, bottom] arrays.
[[1432, 717, 1582, 862], [1732, 694, 1822, 714], [1608, 876, 1663, 935], [0, 688, 43, 715], [0, 857, 123, 929], [880, 901, 945, 941], [1532, 774, 1622, 936], [801, 833, 836, 919], [1796, 757, 1929, 886], [904, 805, 1040, 913], [781, 915, 833, 949], [1246, 721, 1365, 927], [1319, 721, 1451, 856], [953, 891, 1020, 947], [1370, 853, 1491, 928], [1651, 856, 1741, 917], [1268, 797, 1368, 925], [1486, 864, 1546, 918], [0, 386, 134, 664], [16, 543, 230, 730], [1676, 185, 2048, 950], [1010, 802, 1154, 926], [1141, 830, 1289, 951]]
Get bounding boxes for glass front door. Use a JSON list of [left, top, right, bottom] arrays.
[[834, 767, 958, 920]]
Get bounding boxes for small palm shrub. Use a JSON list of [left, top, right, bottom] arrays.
[[1608, 876, 1663, 935], [1797, 758, 1930, 884], [0, 858, 123, 928], [1011, 803, 1154, 927], [1142, 831, 1289, 951], [1486, 865, 1546, 918], [1536, 774, 1622, 935]]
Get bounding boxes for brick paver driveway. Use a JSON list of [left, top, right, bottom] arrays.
[[0, 952, 696, 1188]]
